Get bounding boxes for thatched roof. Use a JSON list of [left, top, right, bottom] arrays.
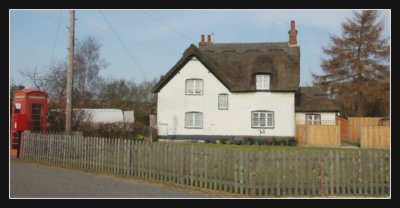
[[152, 43, 300, 92], [295, 87, 340, 112]]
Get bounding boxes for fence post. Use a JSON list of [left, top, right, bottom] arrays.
[[384, 151, 389, 195], [319, 151, 325, 196], [234, 150, 238, 194], [249, 151, 256, 196], [240, 150, 243, 195], [204, 147, 208, 188], [190, 145, 194, 186], [276, 150, 280, 196], [358, 151, 362, 195], [265, 151, 269, 196], [294, 151, 298, 196], [329, 151, 334, 195]]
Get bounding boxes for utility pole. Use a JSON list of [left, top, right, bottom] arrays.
[[65, 10, 75, 133]]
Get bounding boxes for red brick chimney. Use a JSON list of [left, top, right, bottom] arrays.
[[199, 34, 213, 48], [288, 20, 298, 47]]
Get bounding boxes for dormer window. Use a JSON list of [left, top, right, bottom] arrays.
[[256, 74, 270, 90], [186, 79, 203, 95]]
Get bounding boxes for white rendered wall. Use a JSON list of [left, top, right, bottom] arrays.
[[295, 112, 337, 124], [157, 57, 295, 137]]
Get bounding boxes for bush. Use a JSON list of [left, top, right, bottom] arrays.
[[289, 138, 297, 146], [135, 134, 145, 141], [205, 139, 216, 144], [218, 136, 228, 144], [76, 122, 135, 139], [234, 140, 243, 145], [243, 136, 255, 145], [151, 128, 158, 141], [254, 139, 265, 145]]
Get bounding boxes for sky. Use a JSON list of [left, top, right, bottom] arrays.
[[10, 9, 390, 88]]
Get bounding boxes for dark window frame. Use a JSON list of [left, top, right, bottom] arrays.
[[184, 111, 204, 129], [306, 113, 321, 125], [251, 110, 274, 129], [218, 93, 229, 110], [185, 79, 204, 96]]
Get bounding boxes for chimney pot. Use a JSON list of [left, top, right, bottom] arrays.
[[207, 34, 212, 43], [201, 34, 205, 42]]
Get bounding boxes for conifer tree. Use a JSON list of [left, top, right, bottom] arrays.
[[313, 10, 390, 116]]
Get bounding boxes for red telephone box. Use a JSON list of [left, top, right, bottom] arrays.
[[10, 89, 48, 158]]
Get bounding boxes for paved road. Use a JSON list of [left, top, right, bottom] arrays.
[[10, 160, 203, 198]]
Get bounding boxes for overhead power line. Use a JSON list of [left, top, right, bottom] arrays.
[[141, 11, 194, 43], [98, 10, 146, 77], [49, 11, 63, 67]]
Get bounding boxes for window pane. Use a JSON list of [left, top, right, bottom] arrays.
[[267, 112, 273, 127], [195, 80, 203, 94], [218, 94, 228, 109], [252, 112, 259, 127], [185, 113, 192, 127], [314, 114, 321, 124], [252, 111, 274, 128], [256, 75, 270, 90], [306, 114, 321, 125], [195, 113, 203, 128], [186, 80, 194, 94], [256, 76, 261, 89], [264, 75, 270, 90], [260, 113, 266, 126], [186, 112, 203, 128]]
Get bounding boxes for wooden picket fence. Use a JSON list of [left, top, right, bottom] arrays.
[[20, 132, 390, 197]]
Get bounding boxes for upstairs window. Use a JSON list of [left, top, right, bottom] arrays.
[[186, 79, 203, 95], [251, 111, 274, 128], [218, 93, 228, 110], [256, 74, 270, 90], [185, 112, 203, 128]]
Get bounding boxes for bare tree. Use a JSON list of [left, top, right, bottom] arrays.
[[20, 65, 45, 90], [74, 36, 108, 107]]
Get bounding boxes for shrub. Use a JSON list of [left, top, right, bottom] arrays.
[[218, 136, 228, 144], [254, 139, 265, 145], [270, 137, 277, 146], [135, 134, 145, 141], [234, 140, 243, 145], [243, 136, 255, 145], [151, 128, 158, 141], [289, 138, 297, 146]]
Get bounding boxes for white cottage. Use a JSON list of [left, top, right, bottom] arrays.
[[152, 21, 339, 141]]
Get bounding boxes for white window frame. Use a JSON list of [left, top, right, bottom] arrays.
[[306, 113, 321, 125], [251, 111, 274, 128], [185, 112, 203, 129], [185, 79, 204, 95], [218, 93, 228, 110], [256, 74, 270, 90]]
